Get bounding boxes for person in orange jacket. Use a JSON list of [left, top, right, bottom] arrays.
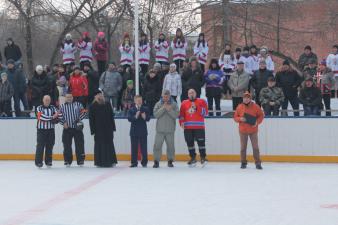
[[234, 91, 264, 170]]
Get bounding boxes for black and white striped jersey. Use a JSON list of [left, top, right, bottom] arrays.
[[59, 102, 87, 128], [36, 105, 58, 130]]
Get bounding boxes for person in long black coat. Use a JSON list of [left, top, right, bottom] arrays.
[[83, 62, 100, 104], [143, 69, 162, 116], [89, 90, 117, 167]]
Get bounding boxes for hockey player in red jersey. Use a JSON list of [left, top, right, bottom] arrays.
[[179, 89, 208, 167]]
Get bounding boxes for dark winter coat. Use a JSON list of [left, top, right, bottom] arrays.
[[0, 80, 14, 102], [181, 67, 204, 99], [276, 69, 303, 98], [250, 68, 274, 96], [4, 41, 22, 62], [298, 52, 318, 71], [143, 74, 162, 104], [31, 72, 50, 107], [299, 85, 322, 107], [86, 68, 100, 98], [47, 72, 59, 104], [6, 68, 27, 94], [127, 104, 150, 137]]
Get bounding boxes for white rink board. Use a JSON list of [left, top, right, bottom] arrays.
[[0, 118, 338, 156]]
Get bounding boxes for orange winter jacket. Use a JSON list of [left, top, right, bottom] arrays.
[[234, 102, 264, 134]]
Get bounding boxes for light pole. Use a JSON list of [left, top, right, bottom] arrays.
[[134, 0, 140, 95]]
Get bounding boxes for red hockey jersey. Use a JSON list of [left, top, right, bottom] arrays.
[[179, 98, 208, 129]]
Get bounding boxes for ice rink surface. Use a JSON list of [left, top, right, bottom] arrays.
[[1, 161, 338, 225]]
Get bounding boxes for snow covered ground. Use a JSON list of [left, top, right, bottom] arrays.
[[1, 161, 338, 225]]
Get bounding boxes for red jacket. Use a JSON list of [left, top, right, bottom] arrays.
[[234, 102, 264, 134], [179, 98, 208, 129], [69, 73, 88, 97], [94, 39, 108, 61]]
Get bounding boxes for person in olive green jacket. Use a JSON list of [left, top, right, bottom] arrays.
[[152, 89, 179, 168], [259, 76, 284, 116]]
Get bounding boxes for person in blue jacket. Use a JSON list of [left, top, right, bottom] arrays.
[[128, 95, 150, 167], [204, 58, 224, 116]]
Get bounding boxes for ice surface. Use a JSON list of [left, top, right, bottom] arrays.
[[1, 161, 338, 225]]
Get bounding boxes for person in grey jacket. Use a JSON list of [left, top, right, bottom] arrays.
[[228, 61, 250, 110], [99, 62, 122, 110], [0, 72, 14, 116], [162, 63, 182, 102], [152, 90, 179, 168]]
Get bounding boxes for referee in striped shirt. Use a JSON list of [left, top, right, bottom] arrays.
[[59, 93, 87, 167], [35, 95, 59, 168]]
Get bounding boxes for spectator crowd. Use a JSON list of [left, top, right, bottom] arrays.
[[0, 28, 337, 118]]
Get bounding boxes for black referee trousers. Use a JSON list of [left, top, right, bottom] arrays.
[[62, 128, 85, 165], [35, 129, 55, 166]]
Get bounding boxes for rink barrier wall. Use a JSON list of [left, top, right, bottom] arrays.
[[1, 117, 338, 163]]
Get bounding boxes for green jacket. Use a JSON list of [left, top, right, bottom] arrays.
[[153, 99, 179, 133], [259, 86, 285, 106]]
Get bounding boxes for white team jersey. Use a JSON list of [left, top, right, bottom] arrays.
[[119, 44, 134, 65], [171, 40, 187, 61], [250, 55, 260, 72], [60, 42, 76, 65], [78, 41, 93, 62], [258, 54, 275, 72], [219, 54, 236, 71], [327, 53, 338, 76], [138, 43, 150, 65], [193, 41, 209, 65], [154, 41, 169, 63]]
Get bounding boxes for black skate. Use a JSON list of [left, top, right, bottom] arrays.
[[187, 157, 197, 167], [36, 163, 43, 168], [200, 157, 208, 168]]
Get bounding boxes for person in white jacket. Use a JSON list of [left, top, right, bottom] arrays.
[[60, 33, 76, 71], [139, 33, 151, 76], [326, 45, 338, 97], [77, 32, 93, 69], [171, 28, 187, 72], [193, 33, 209, 72], [119, 33, 134, 71], [240, 46, 255, 75], [162, 64, 182, 102], [250, 45, 260, 72], [258, 46, 275, 72], [155, 33, 169, 66]]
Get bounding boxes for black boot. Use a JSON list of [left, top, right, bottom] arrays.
[[241, 163, 247, 169], [256, 164, 263, 170], [153, 161, 159, 168], [168, 160, 174, 168]]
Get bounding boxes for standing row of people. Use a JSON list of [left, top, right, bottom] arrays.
[[35, 88, 265, 170]]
